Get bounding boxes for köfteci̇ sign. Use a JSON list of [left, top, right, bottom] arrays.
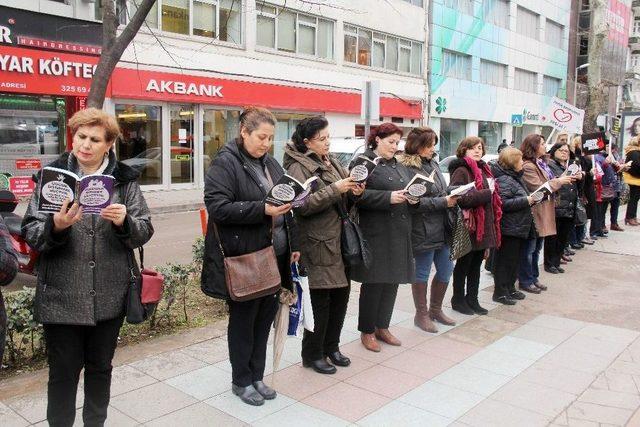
[[543, 97, 585, 134]]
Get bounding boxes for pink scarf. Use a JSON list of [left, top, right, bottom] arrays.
[[463, 157, 503, 248]]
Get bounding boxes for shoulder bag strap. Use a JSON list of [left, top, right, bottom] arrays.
[[119, 181, 144, 272]]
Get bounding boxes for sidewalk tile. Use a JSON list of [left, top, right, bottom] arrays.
[[486, 336, 554, 360], [384, 324, 434, 348], [575, 324, 640, 346], [330, 355, 376, 381], [339, 337, 405, 363], [5, 390, 82, 424], [145, 402, 246, 426], [578, 388, 640, 410], [395, 318, 457, 336], [412, 336, 482, 362], [567, 401, 633, 425], [181, 338, 230, 365], [399, 381, 485, 419], [165, 365, 231, 400], [33, 406, 138, 427], [344, 365, 425, 399], [214, 352, 295, 376], [528, 315, 586, 333], [253, 402, 349, 427], [610, 360, 640, 375], [490, 379, 577, 417], [263, 364, 338, 401], [431, 364, 512, 397], [558, 335, 630, 359], [539, 347, 613, 375], [303, 382, 390, 422], [458, 398, 553, 427], [110, 382, 197, 423], [517, 363, 596, 395], [509, 324, 574, 346], [0, 402, 28, 427], [109, 365, 157, 397], [340, 329, 360, 345], [381, 349, 457, 379], [462, 348, 536, 377], [591, 372, 640, 395], [128, 350, 207, 381], [204, 390, 295, 424], [357, 401, 452, 427], [389, 309, 414, 326]]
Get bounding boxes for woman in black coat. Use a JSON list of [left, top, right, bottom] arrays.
[[201, 107, 300, 407], [351, 123, 414, 352], [491, 148, 534, 305]]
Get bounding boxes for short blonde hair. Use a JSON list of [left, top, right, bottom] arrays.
[[498, 147, 523, 170], [570, 135, 582, 151], [68, 108, 121, 143]]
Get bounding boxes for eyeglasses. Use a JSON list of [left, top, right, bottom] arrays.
[[557, 149, 570, 153]]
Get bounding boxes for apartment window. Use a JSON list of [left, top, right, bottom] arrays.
[[257, 5, 335, 60], [480, 60, 507, 87], [581, 0, 590, 11], [579, 35, 589, 55], [97, 0, 127, 24], [401, 0, 424, 6], [543, 76, 561, 96], [632, 54, 640, 67], [442, 50, 471, 80], [545, 20, 564, 49], [634, 18, 640, 35], [483, 0, 509, 28], [345, 25, 423, 75], [444, 0, 474, 16], [516, 7, 539, 40], [515, 68, 537, 93]]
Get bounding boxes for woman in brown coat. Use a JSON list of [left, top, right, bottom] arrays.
[[518, 134, 574, 293], [283, 116, 363, 375]]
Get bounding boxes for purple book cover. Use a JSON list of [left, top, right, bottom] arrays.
[[78, 175, 115, 214]]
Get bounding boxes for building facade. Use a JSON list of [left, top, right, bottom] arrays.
[[427, 0, 571, 157]]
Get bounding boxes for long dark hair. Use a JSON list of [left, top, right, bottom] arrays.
[[291, 116, 329, 153], [628, 117, 640, 137], [520, 134, 544, 161]]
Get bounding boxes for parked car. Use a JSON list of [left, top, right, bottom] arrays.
[[439, 154, 498, 185], [122, 146, 210, 179], [330, 137, 406, 168]]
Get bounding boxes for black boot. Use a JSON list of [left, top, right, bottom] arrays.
[[326, 351, 351, 367], [302, 358, 337, 374], [466, 280, 488, 315], [451, 297, 474, 315]]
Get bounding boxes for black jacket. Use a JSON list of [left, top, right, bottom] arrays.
[[492, 163, 534, 240], [626, 149, 640, 178], [201, 139, 299, 300], [548, 159, 577, 219]]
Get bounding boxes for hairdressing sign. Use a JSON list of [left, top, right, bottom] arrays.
[[543, 97, 585, 134]]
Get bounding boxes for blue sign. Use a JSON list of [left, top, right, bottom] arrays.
[[511, 114, 523, 127]]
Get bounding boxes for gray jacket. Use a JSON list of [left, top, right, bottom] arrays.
[[22, 152, 154, 325]]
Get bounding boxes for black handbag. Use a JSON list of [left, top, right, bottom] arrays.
[[575, 199, 588, 226], [448, 206, 473, 261], [336, 203, 371, 268]]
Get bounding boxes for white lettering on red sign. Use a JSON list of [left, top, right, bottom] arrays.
[[145, 79, 223, 97], [0, 54, 96, 79], [0, 26, 11, 44]]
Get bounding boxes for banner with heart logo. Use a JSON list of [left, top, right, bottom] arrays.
[[543, 97, 585, 134]]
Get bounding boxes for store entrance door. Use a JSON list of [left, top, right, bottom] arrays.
[[169, 104, 195, 187]]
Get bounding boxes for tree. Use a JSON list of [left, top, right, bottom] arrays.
[[583, 0, 608, 133], [87, 0, 157, 108]]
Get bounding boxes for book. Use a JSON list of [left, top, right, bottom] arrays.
[[350, 155, 381, 183], [38, 167, 115, 214], [449, 182, 476, 197], [264, 174, 319, 208], [404, 171, 435, 202], [530, 182, 552, 205], [564, 163, 581, 177]]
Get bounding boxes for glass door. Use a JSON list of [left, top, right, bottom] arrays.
[[202, 108, 240, 177], [169, 104, 195, 186]]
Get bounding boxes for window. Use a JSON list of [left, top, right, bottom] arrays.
[[579, 35, 589, 55], [439, 119, 466, 157], [344, 25, 423, 75], [515, 68, 537, 93], [256, 5, 335, 60], [516, 6, 539, 40], [442, 50, 471, 80], [97, 0, 128, 24], [543, 76, 561, 96], [483, 0, 509, 28], [634, 18, 640, 35], [480, 60, 507, 87], [632, 54, 640, 67], [193, 0, 216, 38], [401, 0, 424, 6], [444, 0, 474, 16], [162, 0, 190, 35], [219, 0, 241, 43], [479, 121, 502, 152], [581, 0, 590, 11], [545, 20, 564, 49]]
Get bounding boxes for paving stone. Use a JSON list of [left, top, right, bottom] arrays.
[[399, 381, 485, 419], [389, 309, 415, 326], [577, 387, 640, 410], [462, 348, 537, 377], [357, 400, 452, 427], [431, 363, 512, 397], [443, 315, 521, 348], [591, 372, 640, 394], [145, 402, 246, 426], [262, 364, 338, 401], [164, 365, 232, 400], [539, 347, 613, 375], [204, 390, 295, 424], [252, 402, 349, 427], [557, 334, 630, 360], [329, 354, 376, 382], [458, 398, 553, 427], [412, 335, 482, 363], [517, 363, 597, 395], [110, 382, 197, 423], [109, 364, 157, 397], [485, 335, 554, 360], [385, 324, 435, 348], [344, 365, 425, 399], [508, 323, 574, 346], [528, 315, 586, 333], [610, 360, 640, 376], [339, 336, 406, 363], [0, 402, 29, 427], [181, 338, 230, 365], [566, 401, 633, 425], [32, 406, 138, 427], [490, 378, 577, 417], [575, 324, 640, 346], [5, 389, 82, 424], [395, 318, 457, 336], [128, 350, 207, 381], [381, 349, 457, 379], [302, 382, 390, 423]]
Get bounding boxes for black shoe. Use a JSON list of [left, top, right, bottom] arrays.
[[466, 298, 489, 315], [544, 266, 560, 274], [564, 248, 576, 256], [519, 284, 541, 294], [534, 281, 548, 291], [556, 266, 565, 273], [451, 297, 475, 315], [326, 351, 351, 367], [492, 295, 516, 305], [302, 358, 337, 374], [252, 380, 277, 400], [509, 290, 526, 300], [571, 243, 584, 250], [232, 384, 265, 406]]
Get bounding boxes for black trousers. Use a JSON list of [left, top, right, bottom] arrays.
[[227, 253, 288, 387], [452, 249, 485, 302], [544, 218, 574, 268], [301, 285, 350, 361], [358, 283, 399, 334], [590, 202, 603, 236], [627, 185, 640, 220], [493, 236, 524, 298], [44, 316, 124, 427]]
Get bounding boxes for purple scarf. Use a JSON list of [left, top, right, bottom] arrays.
[[537, 158, 555, 180]]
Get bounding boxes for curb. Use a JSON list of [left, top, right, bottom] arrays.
[[149, 202, 205, 215]]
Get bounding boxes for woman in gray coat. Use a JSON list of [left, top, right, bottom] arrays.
[[22, 108, 154, 427]]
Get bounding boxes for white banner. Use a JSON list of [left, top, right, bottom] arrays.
[[542, 97, 585, 134]]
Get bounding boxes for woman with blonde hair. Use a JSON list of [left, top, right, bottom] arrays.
[[624, 136, 640, 226]]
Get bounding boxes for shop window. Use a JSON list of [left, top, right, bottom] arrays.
[[480, 60, 507, 87], [479, 121, 502, 152], [545, 19, 564, 49], [273, 112, 315, 164], [439, 119, 466, 158], [483, 0, 509, 28], [516, 6, 539, 40], [203, 109, 240, 176], [116, 104, 163, 186], [515, 68, 537, 93], [443, 50, 471, 80], [169, 105, 195, 185]]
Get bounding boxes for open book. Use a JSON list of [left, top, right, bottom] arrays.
[[530, 182, 552, 205], [350, 155, 382, 183], [449, 182, 476, 197], [564, 163, 581, 177], [38, 167, 115, 214], [404, 171, 435, 202], [265, 174, 319, 208]]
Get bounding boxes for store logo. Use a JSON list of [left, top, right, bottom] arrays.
[[145, 79, 223, 97], [0, 26, 12, 44], [522, 108, 540, 122], [435, 97, 447, 114]]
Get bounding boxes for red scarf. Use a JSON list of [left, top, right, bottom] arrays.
[[463, 157, 503, 248]]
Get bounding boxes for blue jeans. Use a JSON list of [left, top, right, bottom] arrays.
[[518, 237, 543, 286], [414, 245, 454, 283]]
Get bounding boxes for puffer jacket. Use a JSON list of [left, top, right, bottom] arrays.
[[548, 159, 578, 219], [22, 152, 154, 325], [491, 163, 534, 240]]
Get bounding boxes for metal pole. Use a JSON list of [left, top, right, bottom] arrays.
[[574, 66, 579, 106], [364, 81, 371, 141]]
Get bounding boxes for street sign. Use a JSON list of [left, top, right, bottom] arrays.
[[9, 176, 35, 198], [543, 97, 585, 134], [511, 114, 523, 127]]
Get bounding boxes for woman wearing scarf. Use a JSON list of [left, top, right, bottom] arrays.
[[448, 136, 502, 315], [519, 134, 574, 293], [624, 136, 640, 225]]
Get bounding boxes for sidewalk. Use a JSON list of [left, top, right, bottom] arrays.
[[2, 228, 640, 426]]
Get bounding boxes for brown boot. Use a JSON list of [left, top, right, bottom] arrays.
[[411, 283, 438, 333], [429, 278, 457, 326], [361, 333, 381, 352], [375, 328, 402, 346]]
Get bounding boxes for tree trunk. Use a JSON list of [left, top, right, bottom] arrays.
[[583, 0, 607, 133], [87, 0, 157, 108]]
